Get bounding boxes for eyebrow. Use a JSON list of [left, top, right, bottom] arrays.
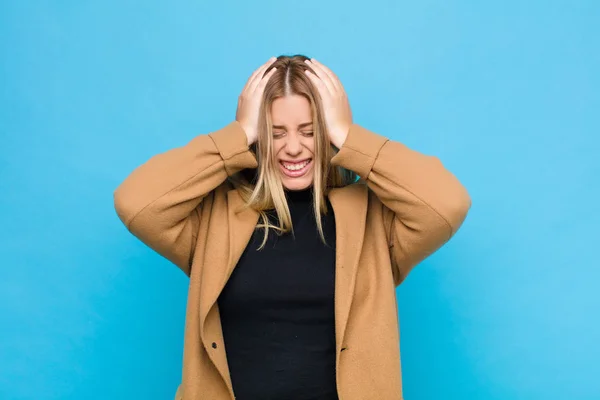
[[272, 122, 313, 129]]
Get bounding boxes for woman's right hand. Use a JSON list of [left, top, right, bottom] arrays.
[[236, 57, 278, 145]]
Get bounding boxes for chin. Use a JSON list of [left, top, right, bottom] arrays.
[[282, 176, 313, 191]]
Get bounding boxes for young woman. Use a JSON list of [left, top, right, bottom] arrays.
[[114, 55, 471, 400]]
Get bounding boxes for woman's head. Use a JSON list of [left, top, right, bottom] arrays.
[[269, 94, 315, 191], [255, 55, 330, 192], [232, 54, 356, 247]]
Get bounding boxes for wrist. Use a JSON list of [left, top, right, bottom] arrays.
[[245, 131, 256, 146], [330, 126, 350, 149], [238, 123, 255, 146]]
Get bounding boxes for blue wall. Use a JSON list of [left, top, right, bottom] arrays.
[[1, 1, 598, 399]]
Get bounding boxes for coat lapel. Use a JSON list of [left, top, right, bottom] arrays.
[[328, 183, 369, 355], [199, 189, 259, 332], [198, 188, 259, 391]]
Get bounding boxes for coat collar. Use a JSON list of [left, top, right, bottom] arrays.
[[199, 183, 369, 369]]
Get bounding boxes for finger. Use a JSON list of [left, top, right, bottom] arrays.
[[242, 66, 263, 92], [248, 60, 278, 94], [244, 57, 276, 92], [305, 59, 335, 96], [255, 66, 277, 92], [244, 57, 277, 92], [304, 69, 329, 99], [310, 58, 344, 94]]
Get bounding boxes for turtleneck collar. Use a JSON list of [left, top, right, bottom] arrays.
[[284, 186, 314, 203]]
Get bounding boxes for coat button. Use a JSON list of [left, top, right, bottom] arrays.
[[212, 342, 218, 349]]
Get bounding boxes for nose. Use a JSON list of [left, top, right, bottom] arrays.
[[284, 132, 303, 156]]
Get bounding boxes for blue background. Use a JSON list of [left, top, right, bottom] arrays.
[[1, 1, 598, 399]]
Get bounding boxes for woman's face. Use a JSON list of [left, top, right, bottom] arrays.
[[271, 95, 315, 191]]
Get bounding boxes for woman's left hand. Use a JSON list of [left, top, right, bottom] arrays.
[[304, 58, 352, 149]]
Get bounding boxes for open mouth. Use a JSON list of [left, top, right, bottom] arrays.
[[279, 158, 312, 178]]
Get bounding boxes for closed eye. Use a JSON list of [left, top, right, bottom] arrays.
[[273, 131, 313, 138]]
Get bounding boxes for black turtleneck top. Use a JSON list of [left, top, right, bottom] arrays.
[[217, 187, 338, 400]]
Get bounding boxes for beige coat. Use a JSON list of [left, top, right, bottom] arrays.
[[113, 121, 471, 399]]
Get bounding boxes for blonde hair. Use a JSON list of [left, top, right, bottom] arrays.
[[229, 54, 357, 249]]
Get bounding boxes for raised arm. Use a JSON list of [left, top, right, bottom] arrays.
[[331, 124, 471, 285], [305, 58, 471, 285], [113, 122, 257, 274], [114, 57, 277, 274]]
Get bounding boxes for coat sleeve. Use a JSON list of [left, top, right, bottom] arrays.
[[113, 121, 258, 274], [330, 124, 472, 285]]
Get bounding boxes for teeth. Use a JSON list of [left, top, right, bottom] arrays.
[[283, 160, 310, 171]]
